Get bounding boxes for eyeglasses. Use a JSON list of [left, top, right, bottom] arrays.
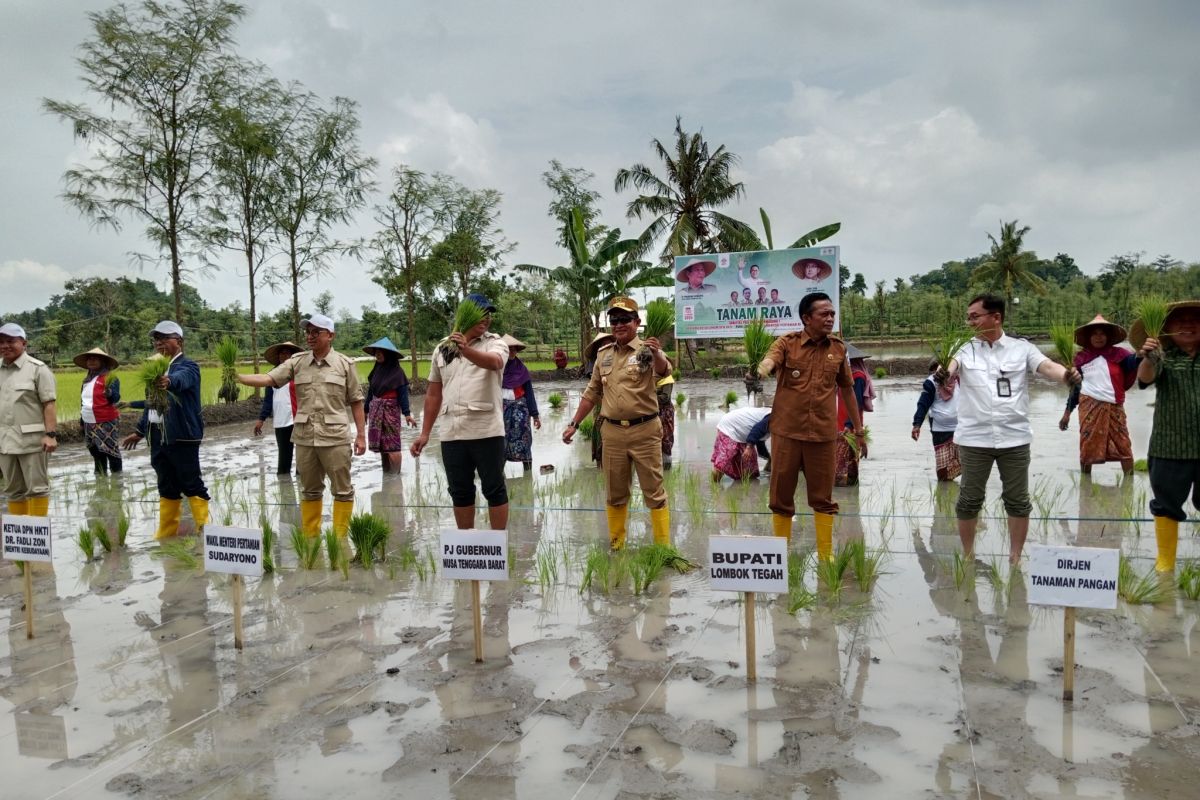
[[608, 314, 637, 325], [966, 312, 997, 322]]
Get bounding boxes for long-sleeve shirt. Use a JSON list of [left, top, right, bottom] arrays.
[[135, 353, 204, 442], [1065, 351, 1140, 412], [364, 381, 411, 417], [913, 376, 958, 432]]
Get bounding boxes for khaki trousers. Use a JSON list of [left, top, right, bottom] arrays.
[[602, 418, 667, 509], [296, 443, 354, 502], [0, 450, 50, 500], [768, 435, 837, 517]]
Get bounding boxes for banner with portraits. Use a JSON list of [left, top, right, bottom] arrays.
[[672, 246, 840, 339]]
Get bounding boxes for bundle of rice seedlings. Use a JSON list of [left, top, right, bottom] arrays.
[[91, 520, 113, 554], [1049, 323, 1077, 367], [259, 514, 275, 574], [1117, 555, 1171, 605], [724, 390, 739, 408], [137, 355, 170, 412], [843, 427, 873, 457], [743, 320, 774, 375], [629, 543, 697, 593], [437, 298, 488, 364], [675, 392, 686, 409], [577, 415, 596, 440], [635, 299, 674, 371], [845, 539, 887, 591], [348, 512, 390, 568], [1135, 295, 1170, 343], [76, 525, 96, 561], [216, 337, 240, 403], [291, 527, 322, 570], [1177, 560, 1200, 601], [926, 325, 975, 378], [547, 392, 564, 409], [152, 537, 200, 570], [325, 530, 349, 579], [117, 510, 130, 548]]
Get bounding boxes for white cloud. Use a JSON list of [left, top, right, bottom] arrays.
[[378, 93, 498, 183], [0, 259, 127, 318]]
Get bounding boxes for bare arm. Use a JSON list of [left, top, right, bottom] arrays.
[[453, 334, 504, 371], [1136, 337, 1161, 384], [562, 397, 597, 443], [410, 382, 443, 457], [238, 373, 276, 388], [1036, 359, 1079, 384]]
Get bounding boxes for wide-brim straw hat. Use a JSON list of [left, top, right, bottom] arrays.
[[73, 347, 119, 371], [791, 258, 833, 281], [1074, 314, 1127, 349], [501, 334, 526, 353], [845, 343, 870, 360], [362, 337, 403, 358], [675, 259, 717, 283], [1129, 300, 1200, 350], [263, 341, 303, 366], [584, 331, 615, 362]]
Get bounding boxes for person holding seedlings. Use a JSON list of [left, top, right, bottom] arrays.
[[1059, 315, 1140, 475], [835, 343, 874, 486], [0, 322, 57, 517], [942, 294, 1080, 564], [363, 337, 414, 474], [499, 334, 540, 471], [757, 293, 863, 558], [255, 341, 302, 475], [121, 321, 210, 539], [582, 331, 614, 464], [411, 293, 509, 529], [1132, 300, 1200, 573], [912, 358, 961, 481], [710, 406, 771, 481], [563, 297, 672, 549], [75, 347, 122, 475], [238, 314, 366, 538]]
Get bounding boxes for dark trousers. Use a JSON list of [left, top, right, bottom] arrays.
[[87, 446, 123, 474], [1149, 457, 1200, 521], [441, 436, 508, 508], [149, 431, 209, 501], [768, 435, 837, 516], [274, 425, 295, 474]]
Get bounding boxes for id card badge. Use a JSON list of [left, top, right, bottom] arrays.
[[996, 377, 1012, 398]]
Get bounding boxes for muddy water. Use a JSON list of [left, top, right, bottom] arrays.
[[2, 376, 1197, 799]]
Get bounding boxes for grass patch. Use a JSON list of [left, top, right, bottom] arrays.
[[577, 415, 595, 440], [347, 512, 390, 568], [1118, 555, 1172, 605]]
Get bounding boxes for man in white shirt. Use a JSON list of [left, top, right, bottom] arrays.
[[945, 294, 1079, 564]]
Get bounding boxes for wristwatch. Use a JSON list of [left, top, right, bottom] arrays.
[[566, 420, 578, 430], [44, 431, 58, 439]]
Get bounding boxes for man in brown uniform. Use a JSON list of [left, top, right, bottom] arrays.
[[758, 293, 866, 559], [563, 297, 672, 549], [238, 314, 366, 537], [0, 322, 58, 517]]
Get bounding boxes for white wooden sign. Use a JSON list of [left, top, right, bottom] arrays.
[[16, 713, 68, 759], [708, 535, 788, 594], [440, 529, 508, 581], [203, 525, 264, 577], [1027, 545, 1118, 610], [2, 515, 53, 563]]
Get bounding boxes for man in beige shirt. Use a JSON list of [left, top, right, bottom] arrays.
[[0, 323, 57, 517], [238, 314, 365, 537], [411, 293, 510, 530], [563, 297, 672, 549]]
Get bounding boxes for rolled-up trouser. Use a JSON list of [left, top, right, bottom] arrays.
[[602, 417, 667, 509], [955, 443, 1031, 520], [441, 436, 507, 507], [0, 450, 50, 500], [149, 438, 209, 501], [768, 435, 837, 517], [1149, 457, 1200, 521], [296, 443, 353, 502]]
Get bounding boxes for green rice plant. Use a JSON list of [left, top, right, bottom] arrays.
[[843, 427, 873, 457], [576, 415, 595, 440], [424, 546, 438, 579], [1177, 560, 1200, 601], [816, 546, 855, 601], [580, 543, 630, 594], [742, 320, 774, 375], [951, 551, 971, 591], [215, 337, 240, 403], [291, 527, 322, 570], [926, 325, 975, 374], [394, 541, 419, 572], [723, 390, 738, 408], [846, 540, 887, 592], [76, 525, 96, 561], [1134, 295, 1170, 341], [117, 510, 130, 548], [92, 520, 113, 554], [675, 392, 686, 409], [1133, 458, 1149, 473], [437, 298, 488, 363], [786, 551, 817, 612], [873, 366, 887, 379], [260, 514, 275, 574], [136, 355, 171, 413], [325, 530, 350, 580], [533, 540, 560, 590], [671, 368, 681, 381], [1049, 323, 1077, 367], [642, 298, 675, 341], [152, 537, 200, 570], [347, 512, 390, 568], [1118, 555, 1171, 605], [547, 392, 564, 410], [709, 366, 722, 379]]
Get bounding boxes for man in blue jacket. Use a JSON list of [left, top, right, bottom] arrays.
[[121, 321, 210, 539]]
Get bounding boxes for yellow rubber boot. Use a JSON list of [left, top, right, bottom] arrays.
[[772, 514, 792, 539], [815, 512, 835, 562], [1154, 516, 1179, 573], [300, 499, 323, 538], [156, 498, 182, 540], [332, 500, 354, 538], [187, 497, 210, 530], [27, 496, 50, 517], [7, 499, 30, 516], [650, 506, 671, 546], [606, 505, 628, 551]]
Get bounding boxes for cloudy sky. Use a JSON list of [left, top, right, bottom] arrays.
[[3, 0, 1199, 318]]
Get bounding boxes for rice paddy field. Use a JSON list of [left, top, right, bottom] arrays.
[[2, 376, 1197, 799]]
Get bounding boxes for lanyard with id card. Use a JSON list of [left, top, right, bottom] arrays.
[[996, 376, 1012, 398]]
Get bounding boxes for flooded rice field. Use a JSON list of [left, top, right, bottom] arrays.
[[2, 376, 1197, 799]]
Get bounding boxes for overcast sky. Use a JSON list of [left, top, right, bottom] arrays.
[[3, 0, 1199, 318]]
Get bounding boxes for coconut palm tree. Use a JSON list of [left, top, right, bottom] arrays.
[[614, 117, 753, 260], [971, 220, 1048, 311], [726, 208, 841, 252]]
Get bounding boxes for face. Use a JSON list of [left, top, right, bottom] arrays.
[[0, 335, 25, 363], [86, 355, 103, 370], [608, 310, 639, 344], [687, 264, 706, 288], [730, 291, 739, 303], [802, 300, 836, 337], [770, 290, 779, 301], [804, 264, 821, 279], [152, 334, 182, 356], [1089, 330, 1109, 349], [966, 301, 1000, 333], [464, 311, 492, 340], [374, 351, 385, 363], [749, 265, 759, 278], [742, 289, 752, 302], [304, 325, 334, 350], [757, 288, 767, 300], [1169, 308, 1200, 349]]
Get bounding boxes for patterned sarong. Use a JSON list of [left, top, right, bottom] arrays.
[[711, 430, 759, 480], [1078, 395, 1133, 466], [82, 420, 122, 460], [503, 398, 533, 463], [933, 436, 961, 481], [834, 435, 859, 487], [367, 396, 404, 453]]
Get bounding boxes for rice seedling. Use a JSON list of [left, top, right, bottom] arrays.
[[92, 520, 114, 554], [577, 415, 595, 440], [675, 392, 686, 409], [136, 355, 171, 415], [950, 551, 971, 591], [926, 325, 975, 375], [786, 551, 817, 612], [347, 512, 390, 568], [423, 546, 438, 579], [843, 427, 873, 458], [723, 390, 739, 408], [533, 540, 560, 590], [1133, 458, 1148, 473], [1048, 323, 1077, 368], [642, 298, 674, 340], [394, 541, 419, 572], [709, 366, 722, 379], [437, 298, 489, 364], [742, 320, 774, 376], [291, 527, 322, 570], [152, 537, 201, 570], [816, 546, 855, 601], [1177, 560, 1200, 601], [215, 337, 240, 403], [1117, 555, 1171, 605], [259, 514, 275, 574], [117, 510, 130, 547], [325, 530, 350, 580], [873, 367, 887, 379], [1134, 295, 1170, 342], [845, 540, 887, 592], [580, 543, 629, 594], [76, 525, 96, 561], [547, 392, 564, 409]]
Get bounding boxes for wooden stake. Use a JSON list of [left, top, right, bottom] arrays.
[[744, 591, 756, 683], [232, 574, 245, 651], [1063, 606, 1076, 702], [472, 580, 484, 663], [24, 562, 34, 640]]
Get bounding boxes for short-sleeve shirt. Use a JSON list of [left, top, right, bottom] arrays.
[[765, 331, 852, 443], [1146, 350, 1200, 460], [953, 334, 1048, 448], [267, 349, 363, 447], [582, 337, 670, 420], [428, 332, 508, 441], [0, 352, 56, 455]]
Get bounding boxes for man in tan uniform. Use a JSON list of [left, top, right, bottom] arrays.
[[0, 323, 57, 517], [563, 297, 672, 549], [238, 314, 365, 537], [758, 292, 866, 559]]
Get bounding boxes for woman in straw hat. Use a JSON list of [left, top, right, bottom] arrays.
[[500, 334, 540, 471], [582, 331, 614, 464], [255, 341, 303, 475], [1058, 315, 1139, 475], [1132, 300, 1200, 573], [364, 337, 414, 473], [75, 347, 122, 474]]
